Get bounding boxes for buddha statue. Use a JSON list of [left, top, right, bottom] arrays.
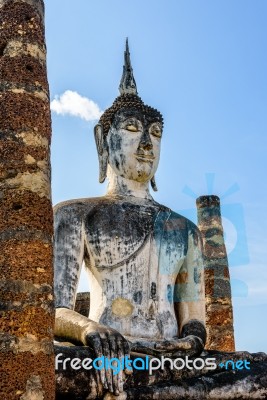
[[54, 40, 206, 397]]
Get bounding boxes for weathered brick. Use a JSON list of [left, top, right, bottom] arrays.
[[197, 195, 235, 351], [0, 0, 55, 398]]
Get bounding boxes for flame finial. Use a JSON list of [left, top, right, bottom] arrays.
[[119, 38, 138, 95]]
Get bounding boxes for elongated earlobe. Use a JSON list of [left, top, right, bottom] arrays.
[[151, 176, 158, 191], [94, 123, 108, 183]]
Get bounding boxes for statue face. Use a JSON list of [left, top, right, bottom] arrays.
[[106, 109, 162, 182]]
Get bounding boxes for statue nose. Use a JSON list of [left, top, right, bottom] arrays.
[[138, 129, 153, 150]]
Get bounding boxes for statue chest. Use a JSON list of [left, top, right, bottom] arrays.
[[84, 201, 187, 304], [87, 234, 180, 338], [83, 201, 187, 338], [84, 201, 159, 270]]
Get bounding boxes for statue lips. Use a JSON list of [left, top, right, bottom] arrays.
[[135, 152, 155, 163]]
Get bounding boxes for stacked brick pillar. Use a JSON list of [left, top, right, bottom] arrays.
[[196, 195, 235, 352], [0, 1, 55, 399]]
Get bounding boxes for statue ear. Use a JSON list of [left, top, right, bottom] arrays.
[[94, 123, 108, 183], [150, 176, 158, 192]]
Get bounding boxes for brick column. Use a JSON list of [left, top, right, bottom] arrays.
[[196, 195, 235, 352], [74, 292, 90, 317], [0, 1, 55, 399]]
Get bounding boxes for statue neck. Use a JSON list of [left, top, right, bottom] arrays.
[[106, 166, 153, 200]]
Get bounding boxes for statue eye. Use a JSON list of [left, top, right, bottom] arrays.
[[126, 124, 138, 132], [150, 123, 162, 138]]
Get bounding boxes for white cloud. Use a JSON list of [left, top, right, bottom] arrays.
[[50, 90, 103, 121]]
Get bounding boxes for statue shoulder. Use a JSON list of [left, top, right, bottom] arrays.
[[53, 196, 105, 222], [163, 207, 202, 241]]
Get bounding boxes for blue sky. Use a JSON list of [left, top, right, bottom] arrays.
[[45, 0, 267, 353]]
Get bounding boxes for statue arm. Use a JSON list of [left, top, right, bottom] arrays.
[[55, 307, 129, 395], [153, 222, 206, 355], [53, 204, 129, 394], [175, 224, 206, 351], [54, 204, 84, 310]]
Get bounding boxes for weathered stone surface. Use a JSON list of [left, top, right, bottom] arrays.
[[0, 0, 55, 398], [0, 54, 49, 89], [55, 345, 267, 399], [0, 239, 53, 283], [0, 1, 45, 45], [0, 92, 51, 140], [1, 350, 54, 400]]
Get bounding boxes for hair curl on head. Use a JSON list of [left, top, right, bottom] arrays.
[[99, 94, 164, 135]]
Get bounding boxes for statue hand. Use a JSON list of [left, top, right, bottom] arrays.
[[82, 321, 130, 395], [154, 335, 204, 356]]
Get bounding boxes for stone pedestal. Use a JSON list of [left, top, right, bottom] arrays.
[[55, 345, 267, 399]]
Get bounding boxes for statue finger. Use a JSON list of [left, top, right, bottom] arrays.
[[186, 335, 204, 355], [85, 342, 102, 393], [93, 367, 102, 396], [89, 368, 101, 399], [116, 338, 125, 393], [123, 337, 130, 356], [90, 334, 107, 389], [155, 338, 192, 351], [99, 333, 112, 391], [109, 334, 120, 396], [123, 339, 133, 374]]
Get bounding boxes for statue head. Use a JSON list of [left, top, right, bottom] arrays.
[[94, 39, 163, 191]]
